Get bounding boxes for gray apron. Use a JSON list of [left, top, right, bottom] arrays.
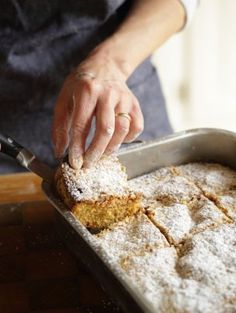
[[0, 0, 172, 173]]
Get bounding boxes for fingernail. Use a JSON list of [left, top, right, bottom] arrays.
[[124, 132, 142, 143], [124, 136, 139, 143], [105, 144, 121, 156], [69, 154, 83, 170], [114, 144, 121, 152], [109, 144, 121, 154]]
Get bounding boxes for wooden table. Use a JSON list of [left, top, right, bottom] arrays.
[[0, 173, 123, 313]]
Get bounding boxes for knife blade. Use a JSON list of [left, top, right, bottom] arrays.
[[17, 148, 55, 183]]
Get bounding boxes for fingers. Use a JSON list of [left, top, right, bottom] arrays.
[[104, 96, 144, 154], [104, 98, 132, 154], [124, 97, 144, 143], [83, 92, 116, 168], [68, 79, 99, 169], [52, 70, 144, 170]]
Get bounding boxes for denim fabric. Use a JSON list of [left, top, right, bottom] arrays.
[[0, 0, 172, 173]]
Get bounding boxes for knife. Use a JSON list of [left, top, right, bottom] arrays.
[[0, 133, 54, 183]]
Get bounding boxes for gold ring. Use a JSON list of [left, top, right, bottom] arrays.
[[115, 112, 131, 122], [75, 71, 96, 80]]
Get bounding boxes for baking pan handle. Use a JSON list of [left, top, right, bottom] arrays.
[[0, 133, 24, 159], [0, 132, 35, 169], [0, 133, 54, 182]]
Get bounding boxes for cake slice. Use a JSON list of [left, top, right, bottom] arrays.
[[147, 196, 229, 245], [120, 246, 180, 310], [153, 175, 202, 205], [55, 155, 141, 229], [177, 223, 236, 303], [177, 162, 236, 221], [95, 212, 169, 262], [128, 166, 186, 208], [213, 190, 236, 221], [120, 246, 223, 313], [177, 162, 236, 195]]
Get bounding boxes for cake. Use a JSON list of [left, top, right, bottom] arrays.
[[93, 162, 236, 313], [128, 166, 178, 208], [152, 175, 202, 205], [147, 196, 229, 245], [177, 162, 236, 195], [120, 246, 180, 310], [119, 245, 227, 312], [55, 155, 141, 229], [178, 162, 236, 221], [213, 190, 236, 220], [56, 156, 236, 312], [176, 223, 236, 309], [95, 212, 169, 262]]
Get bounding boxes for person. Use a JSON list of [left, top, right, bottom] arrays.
[[0, 0, 198, 173]]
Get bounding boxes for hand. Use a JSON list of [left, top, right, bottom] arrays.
[[52, 47, 144, 169]]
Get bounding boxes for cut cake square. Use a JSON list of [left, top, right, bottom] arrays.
[[95, 212, 169, 262], [177, 162, 236, 195], [153, 175, 202, 205], [147, 196, 229, 245], [212, 190, 236, 221], [177, 223, 236, 303], [128, 166, 177, 208], [55, 155, 141, 229]]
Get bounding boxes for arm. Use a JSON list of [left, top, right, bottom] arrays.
[[52, 0, 186, 169], [97, 0, 186, 77]]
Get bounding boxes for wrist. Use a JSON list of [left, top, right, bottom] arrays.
[[90, 37, 135, 80]]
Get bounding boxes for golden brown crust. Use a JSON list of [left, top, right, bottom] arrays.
[[72, 195, 141, 229], [54, 164, 75, 208]]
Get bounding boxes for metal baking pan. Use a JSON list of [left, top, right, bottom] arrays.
[[42, 128, 236, 313], [1, 128, 236, 312]]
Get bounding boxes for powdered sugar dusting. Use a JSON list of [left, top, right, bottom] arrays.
[[118, 224, 236, 312], [128, 167, 175, 208], [178, 162, 236, 194], [92, 162, 236, 312], [128, 172, 160, 208], [177, 223, 236, 302], [148, 202, 193, 244], [128, 172, 160, 199], [120, 247, 180, 311], [214, 190, 236, 220], [128, 167, 202, 208], [130, 166, 228, 245], [148, 196, 228, 245], [120, 247, 224, 313], [168, 279, 224, 313], [96, 213, 169, 262], [190, 196, 229, 230], [154, 175, 201, 204], [61, 155, 130, 201], [180, 222, 236, 272]]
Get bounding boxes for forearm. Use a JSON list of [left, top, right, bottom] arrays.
[[92, 0, 186, 78]]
